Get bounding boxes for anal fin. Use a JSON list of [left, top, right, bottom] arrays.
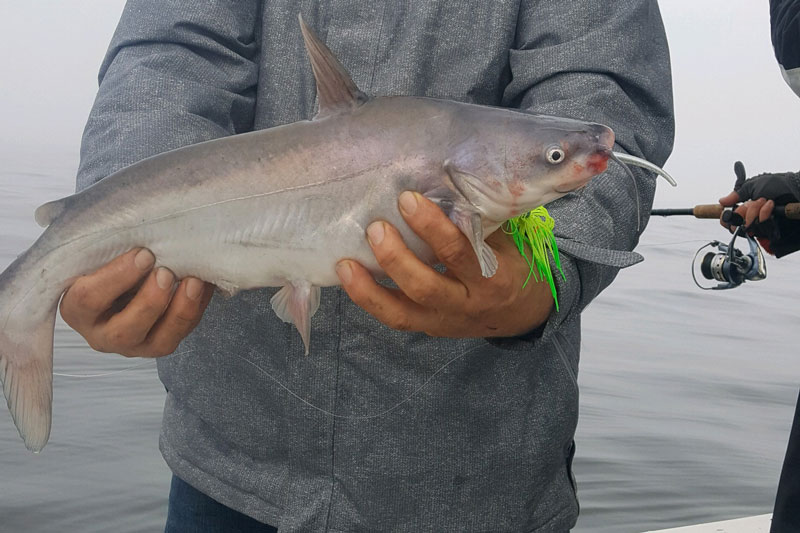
[[214, 279, 240, 299], [270, 281, 321, 355]]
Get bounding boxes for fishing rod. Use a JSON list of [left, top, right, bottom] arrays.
[[652, 203, 800, 219], [649, 202, 800, 290]]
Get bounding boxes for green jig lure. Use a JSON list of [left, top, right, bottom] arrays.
[[503, 207, 564, 310]]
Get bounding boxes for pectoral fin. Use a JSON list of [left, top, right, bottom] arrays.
[[270, 281, 321, 355], [450, 210, 498, 278]]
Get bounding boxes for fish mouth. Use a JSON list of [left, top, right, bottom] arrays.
[[597, 126, 615, 152], [553, 147, 612, 194], [588, 126, 615, 174], [586, 149, 611, 174], [553, 125, 615, 193]]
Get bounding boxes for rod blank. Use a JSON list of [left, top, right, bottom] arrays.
[[651, 203, 800, 220]]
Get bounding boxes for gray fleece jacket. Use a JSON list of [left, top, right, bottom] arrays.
[[77, 1, 674, 531]]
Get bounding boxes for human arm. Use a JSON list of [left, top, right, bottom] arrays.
[[715, 1, 800, 257], [718, 162, 800, 257], [500, 0, 673, 339], [339, 0, 674, 343], [770, 0, 800, 97], [63, 0, 261, 357]]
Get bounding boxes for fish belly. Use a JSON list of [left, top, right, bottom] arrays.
[[122, 175, 434, 293]]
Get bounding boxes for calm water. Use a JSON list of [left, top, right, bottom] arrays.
[[0, 151, 798, 532]]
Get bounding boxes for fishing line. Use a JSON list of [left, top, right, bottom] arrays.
[[233, 344, 483, 420], [53, 359, 156, 378], [691, 241, 719, 291], [53, 348, 196, 378], [50, 340, 480, 421], [637, 239, 709, 248], [53, 342, 481, 419]]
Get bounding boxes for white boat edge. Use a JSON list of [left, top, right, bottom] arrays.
[[644, 513, 772, 532]]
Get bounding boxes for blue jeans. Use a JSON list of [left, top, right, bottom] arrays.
[[165, 475, 278, 533]]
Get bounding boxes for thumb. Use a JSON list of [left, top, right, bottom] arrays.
[[733, 160, 747, 190], [718, 190, 740, 206]]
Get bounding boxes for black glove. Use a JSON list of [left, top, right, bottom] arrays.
[[732, 161, 800, 258]]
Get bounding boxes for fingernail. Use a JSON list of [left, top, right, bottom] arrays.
[[367, 222, 385, 246], [135, 248, 155, 271], [186, 278, 204, 301], [336, 261, 352, 284], [156, 267, 174, 289], [399, 191, 418, 216]]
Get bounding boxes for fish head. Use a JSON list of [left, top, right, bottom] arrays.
[[446, 110, 614, 222]]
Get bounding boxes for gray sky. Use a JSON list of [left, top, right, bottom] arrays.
[[0, 1, 797, 206], [659, 0, 799, 207]]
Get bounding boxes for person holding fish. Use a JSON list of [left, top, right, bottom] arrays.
[[1, 1, 673, 531], [717, 1, 800, 531]]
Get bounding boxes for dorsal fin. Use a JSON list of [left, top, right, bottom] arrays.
[[34, 197, 68, 227], [298, 14, 368, 119]]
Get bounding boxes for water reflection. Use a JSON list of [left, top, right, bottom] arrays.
[[0, 158, 798, 532]]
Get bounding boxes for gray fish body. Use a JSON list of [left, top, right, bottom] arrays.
[[32, 97, 454, 294], [31, 95, 608, 293], [0, 17, 614, 452]]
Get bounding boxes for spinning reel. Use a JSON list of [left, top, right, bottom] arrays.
[[692, 226, 767, 290]]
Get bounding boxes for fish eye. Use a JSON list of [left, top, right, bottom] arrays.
[[546, 146, 565, 165]]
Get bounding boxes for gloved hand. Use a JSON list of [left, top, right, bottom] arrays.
[[719, 161, 800, 257]]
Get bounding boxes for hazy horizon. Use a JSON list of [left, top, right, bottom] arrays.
[[0, 2, 797, 206]]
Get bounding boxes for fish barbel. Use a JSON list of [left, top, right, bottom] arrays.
[[0, 16, 622, 452]]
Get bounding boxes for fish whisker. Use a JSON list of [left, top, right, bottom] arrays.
[[612, 152, 677, 186], [610, 152, 642, 232], [609, 152, 676, 233]]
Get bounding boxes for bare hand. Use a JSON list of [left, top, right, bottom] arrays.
[[60, 248, 214, 357], [336, 192, 554, 337], [719, 190, 774, 230]]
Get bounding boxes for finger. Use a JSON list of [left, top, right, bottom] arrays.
[[744, 198, 767, 227], [485, 230, 538, 287], [336, 259, 432, 332], [718, 191, 740, 206], [143, 278, 214, 357], [397, 191, 483, 281], [61, 248, 155, 329], [760, 199, 775, 222], [96, 267, 176, 354], [365, 220, 465, 308]]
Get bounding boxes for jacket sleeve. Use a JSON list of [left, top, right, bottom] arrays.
[[771, 0, 800, 97], [500, 0, 674, 344], [76, 0, 262, 191]]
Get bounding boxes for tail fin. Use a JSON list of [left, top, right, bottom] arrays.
[[0, 258, 59, 452]]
